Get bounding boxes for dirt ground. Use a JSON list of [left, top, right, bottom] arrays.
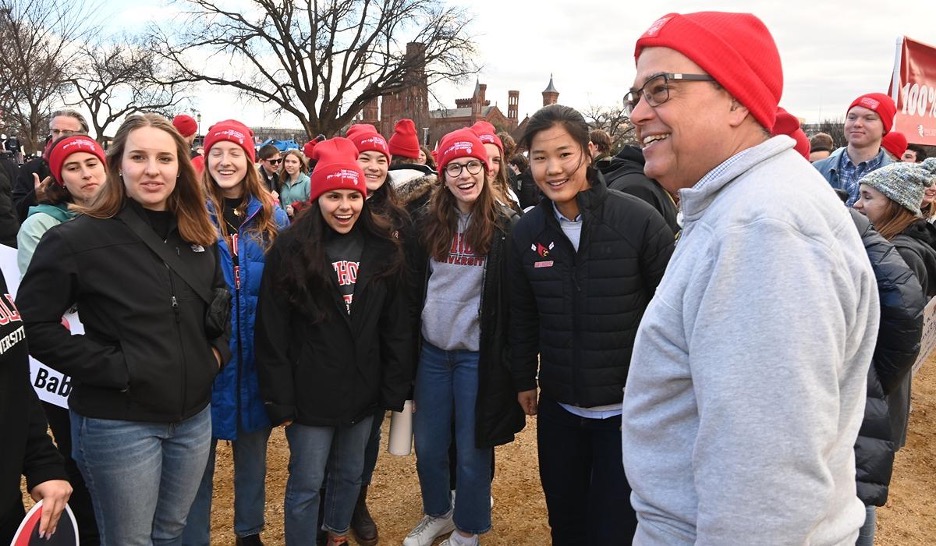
[[21, 354, 936, 545]]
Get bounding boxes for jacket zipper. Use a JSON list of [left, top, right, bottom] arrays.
[[165, 260, 187, 420]]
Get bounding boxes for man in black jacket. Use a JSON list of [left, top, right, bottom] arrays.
[[597, 145, 679, 236], [0, 268, 72, 542]]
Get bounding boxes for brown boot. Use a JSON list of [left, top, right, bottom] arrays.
[[350, 484, 378, 546]]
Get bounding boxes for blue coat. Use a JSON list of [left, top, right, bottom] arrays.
[[208, 196, 289, 440]]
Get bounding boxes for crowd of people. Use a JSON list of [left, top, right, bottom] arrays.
[[3, 9, 936, 546]]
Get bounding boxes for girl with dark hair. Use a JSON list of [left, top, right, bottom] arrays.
[[509, 104, 674, 544], [16, 134, 106, 546], [182, 120, 289, 546], [402, 128, 524, 546], [254, 137, 411, 546], [16, 112, 230, 545]]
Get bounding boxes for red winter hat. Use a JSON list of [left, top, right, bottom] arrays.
[[881, 131, 908, 159], [172, 115, 198, 138], [388, 119, 420, 159], [772, 107, 809, 160], [48, 135, 107, 186], [635, 11, 783, 131], [848, 93, 897, 135], [204, 119, 256, 163], [470, 121, 503, 155], [310, 137, 367, 202], [346, 124, 390, 160], [436, 128, 488, 177], [303, 140, 317, 160]]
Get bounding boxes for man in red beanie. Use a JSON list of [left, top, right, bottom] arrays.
[[814, 92, 896, 206], [620, 11, 879, 546]]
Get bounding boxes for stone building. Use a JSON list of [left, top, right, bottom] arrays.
[[357, 42, 559, 147]]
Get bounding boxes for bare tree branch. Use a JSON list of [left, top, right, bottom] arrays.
[[150, 0, 478, 137]]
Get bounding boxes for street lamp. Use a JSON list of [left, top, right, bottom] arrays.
[[196, 113, 202, 140]]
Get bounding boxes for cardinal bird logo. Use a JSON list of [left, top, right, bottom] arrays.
[[531, 242, 554, 258]]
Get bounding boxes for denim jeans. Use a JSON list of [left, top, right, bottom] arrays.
[[283, 416, 373, 544], [856, 504, 876, 546], [181, 426, 272, 544], [537, 396, 634, 545], [413, 341, 492, 535], [71, 406, 211, 546]]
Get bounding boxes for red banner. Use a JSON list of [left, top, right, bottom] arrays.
[[889, 36, 936, 145]]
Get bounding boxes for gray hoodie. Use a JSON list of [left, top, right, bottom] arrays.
[[622, 136, 880, 545]]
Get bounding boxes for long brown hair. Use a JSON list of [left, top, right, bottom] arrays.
[[204, 158, 280, 249], [79, 113, 216, 246], [423, 160, 501, 261], [279, 149, 309, 180], [875, 199, 919, 240]]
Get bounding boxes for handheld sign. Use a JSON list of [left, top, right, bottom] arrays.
[[10, 500, 79, 545]]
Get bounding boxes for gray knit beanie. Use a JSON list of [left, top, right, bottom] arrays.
[[859, 157, 936, 216]]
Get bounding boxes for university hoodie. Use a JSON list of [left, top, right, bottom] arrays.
[[621, 136, 880, 545]]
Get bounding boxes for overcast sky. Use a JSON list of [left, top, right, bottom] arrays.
[[104, 0, 935, 130]]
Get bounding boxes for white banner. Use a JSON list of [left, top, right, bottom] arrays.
[[0, 244, 80, 408], [913, 296, 936, 374]]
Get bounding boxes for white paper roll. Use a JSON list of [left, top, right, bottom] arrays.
[[388, 400, 414, 456]]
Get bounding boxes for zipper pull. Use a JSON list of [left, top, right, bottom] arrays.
[[171, 295, 181, 321]]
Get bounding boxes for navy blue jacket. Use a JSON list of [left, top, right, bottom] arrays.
[[208, 197, 289, 440]]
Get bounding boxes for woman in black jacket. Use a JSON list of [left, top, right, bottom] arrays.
[[254, 138, 411, 546], [401, 128, 524, 546], [16, 113, 229, 545], [509, 105, 674, 545]]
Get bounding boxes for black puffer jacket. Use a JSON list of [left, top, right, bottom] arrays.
[[597, 145, 679, 236], [850, 210, 924, 506], [407, 203, 525, 449], [508, 170, 674, 407], [893, 219, 936, 297]]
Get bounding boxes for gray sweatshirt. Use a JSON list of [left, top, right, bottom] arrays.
[[421, 211, 485, 351], [621, 136, 880, 545]]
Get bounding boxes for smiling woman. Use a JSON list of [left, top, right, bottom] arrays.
[[14, 113, 230, 544]]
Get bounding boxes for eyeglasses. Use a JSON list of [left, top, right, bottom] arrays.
[[266, 158, 282, 165], [49, 129, 76, 138], [623, 73, 716, 116], [445, 160, 484, 178]]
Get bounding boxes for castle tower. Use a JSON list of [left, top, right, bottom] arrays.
[[508, 90, 519, 122], [542, 75, 559, 106], [362, 81, 379, 125]]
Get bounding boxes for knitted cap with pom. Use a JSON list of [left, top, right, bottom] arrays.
[[310, 137, 367, 202], [859, 157, 936, 216]]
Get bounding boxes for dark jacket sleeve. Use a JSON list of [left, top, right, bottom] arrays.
[[378, 272, 414, 412], [253, 244, 297, 425], [637, 206, 676, 297], [507, 216, 540, 392], [16, 229, 130, 389], [0, 168, 20, 247], [21, 383, 67, 491], [12, 160, 42, 224]]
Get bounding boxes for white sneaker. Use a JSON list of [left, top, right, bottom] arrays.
[[402, 510, 456, 546], [440, 531, 480, 546]]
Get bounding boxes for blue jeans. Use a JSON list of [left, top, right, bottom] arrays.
[[283, 416, 373, 544], [413, 341, 492, 535], [71, 406, 212, 546], [537, 397, 634, 545], [181, 426, 272, 544], [360, 408, 385, 485], [856, 505, 876, 546]]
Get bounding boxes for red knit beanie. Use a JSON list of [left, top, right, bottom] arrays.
[[346, 124, 390, 160], [848, 93, 897, 135], [470, 121, 503, 155], [204, 120, 256, 163], [310, 137, 367, 202], [436, 128, 488, 177], [48, 135, 107, 186], [881, 131, 908, 159], [635, 11, 783, 131], [772, 108, 809, 160], [172, 114, 198, 138], [388, 119, 420, 159]]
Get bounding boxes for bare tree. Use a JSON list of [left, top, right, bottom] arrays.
[[582, 103, 637, 152], [68, 34, 193, 141], [152, 0, 478, 137], [0, 0, 97, 153]]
